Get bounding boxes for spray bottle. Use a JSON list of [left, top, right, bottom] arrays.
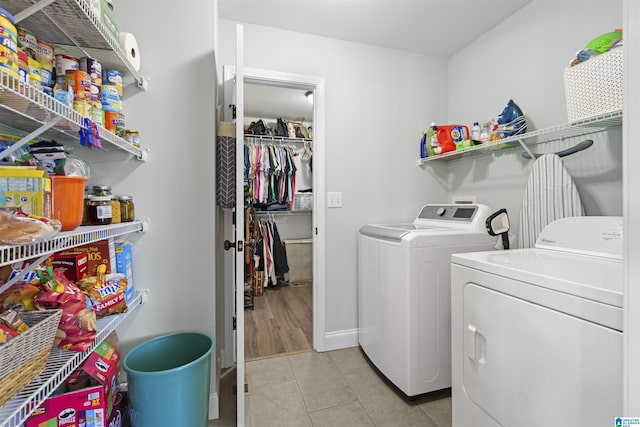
[[426, 123, 439, 157], [420, 130, 428, 158]]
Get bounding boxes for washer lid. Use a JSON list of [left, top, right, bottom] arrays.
[[358, 223, 444, 242], [451, 248, 623, 307]]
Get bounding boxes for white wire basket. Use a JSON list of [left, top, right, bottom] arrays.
[[564, 47, 623, 122]]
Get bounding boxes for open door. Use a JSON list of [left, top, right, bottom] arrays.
[[234, 24, 246, 427]]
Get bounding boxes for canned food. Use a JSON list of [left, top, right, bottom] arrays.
[[0, 7, 16, 30], [0, 35, 18, 55], [0, 20, 15, 40], [124, 129, 140, 147], [55, 54, 79, 76], [0, 49, 17, 63], [90, 83, 102, 107], [104, 111, 124, 132], [28, 57, 41, 88], [36, 40, 54, 70], [101, 84, 121, 112], [80, 57, 102, 82], [73, 100, 91, 117], [66, 69, 91, 101], [40, 67, 52, 87], [17, 49, 28, 83], [92, 106, 104, 127], [103, 69, 122, 96], [0, 65, 19, 83], [17, 27, 36, 59]]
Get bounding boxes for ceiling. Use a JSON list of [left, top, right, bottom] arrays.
[[218, 0, 532, 58], [224, 0, 533, 123], [244, 83, 314, 122]]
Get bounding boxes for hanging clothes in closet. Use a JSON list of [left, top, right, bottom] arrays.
[[253, 216, 289, 292], [244, 142, 298, 210]]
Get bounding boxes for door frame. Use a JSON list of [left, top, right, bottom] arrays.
[[221, 66, 327, 355]]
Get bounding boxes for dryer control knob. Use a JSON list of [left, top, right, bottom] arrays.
[[436, 207, 446, 216]]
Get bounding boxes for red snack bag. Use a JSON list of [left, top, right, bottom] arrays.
[[34, 268, 96, 352]]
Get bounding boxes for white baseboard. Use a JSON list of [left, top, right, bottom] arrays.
[[209, 392, 219, 420], [322, 328, 358, 351]]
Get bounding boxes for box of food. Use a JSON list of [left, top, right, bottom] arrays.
[[107, 391, 128, 427], [0, 166, 51, 217], [51, 252, 89, 282], [63, 238, 116, 276], [25, 341, 121, 426], [114, 241, 134, 305], [25, 385, 106, 427]]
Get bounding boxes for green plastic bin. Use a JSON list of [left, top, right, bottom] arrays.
[[123, 332, 214, 427]]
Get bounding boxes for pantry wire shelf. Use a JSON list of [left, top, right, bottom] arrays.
[[4, 0, 145, 89], [0, 69, 148, 160], [417, 109, 622, 164], [0, 220, 144, 278], [0, 291, 145, 427], [245, 135, 313, 144], [255, 210, 312, 216]]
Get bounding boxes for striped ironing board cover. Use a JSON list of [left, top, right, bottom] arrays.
[[519, 153, 585, 248]]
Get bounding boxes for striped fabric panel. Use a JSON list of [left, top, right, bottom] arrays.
[[519, 154, 585, 248], [216, 135, 236, 208]]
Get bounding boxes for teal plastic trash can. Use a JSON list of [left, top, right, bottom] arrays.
[[123, 332, 214, 427]]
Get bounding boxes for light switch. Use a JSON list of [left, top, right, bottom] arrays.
[[328, 192, 343, 208]]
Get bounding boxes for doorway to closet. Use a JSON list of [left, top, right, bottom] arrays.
[[243, 82, 315, 360], [221, 61, 326, 376]]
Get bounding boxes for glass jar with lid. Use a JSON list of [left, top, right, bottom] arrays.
[[82, 194, 94, 225], [118, 195, 135, 222], [111, 196, 121, 224], [88, 196, 113, 225], [92, 185, 112, 197]]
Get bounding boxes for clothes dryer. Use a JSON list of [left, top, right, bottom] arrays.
[[451, 216, 623, 427], [358, 204, 498, 397]]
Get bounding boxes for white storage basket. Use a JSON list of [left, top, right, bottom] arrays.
[[284, 239, 312, 284], [564, 47, 623, 122], [292, 193, 313, 211]]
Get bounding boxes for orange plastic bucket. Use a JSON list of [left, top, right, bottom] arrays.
[[51, 176, 87, 231]]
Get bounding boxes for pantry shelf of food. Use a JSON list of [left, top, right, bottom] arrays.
[[0, 290, 144, 427]]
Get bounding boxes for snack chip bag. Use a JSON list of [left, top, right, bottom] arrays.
[[77, 271, 128, 318], [34, 267, 96, 352], [0, 281, 40, 311]]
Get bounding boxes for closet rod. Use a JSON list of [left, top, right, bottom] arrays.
[[521, 139, 594, 159]]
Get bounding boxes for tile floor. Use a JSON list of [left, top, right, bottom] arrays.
[[211, 346, 452, 427]]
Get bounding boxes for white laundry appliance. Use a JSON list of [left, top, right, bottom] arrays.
[[358, 204, 498, 397], [451, 216, 623, 427]]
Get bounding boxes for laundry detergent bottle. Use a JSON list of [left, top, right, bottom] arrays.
[[435, 125, 467, 154]]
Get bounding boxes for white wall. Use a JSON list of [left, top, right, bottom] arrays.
[[217, 20, 449, 334], [447, 0, 623, 244], [102, 0, 217, 384]]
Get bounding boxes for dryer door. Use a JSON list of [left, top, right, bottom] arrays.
[[462, 283, 622, 427]]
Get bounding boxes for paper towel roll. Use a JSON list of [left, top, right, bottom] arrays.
[[119, 32, 141, 71]]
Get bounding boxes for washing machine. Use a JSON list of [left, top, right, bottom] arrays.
[[357, 203, 498, 397], [451, 216, 623, 427]]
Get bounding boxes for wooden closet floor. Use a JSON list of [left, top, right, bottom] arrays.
[[245, 283, 313, 361]]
